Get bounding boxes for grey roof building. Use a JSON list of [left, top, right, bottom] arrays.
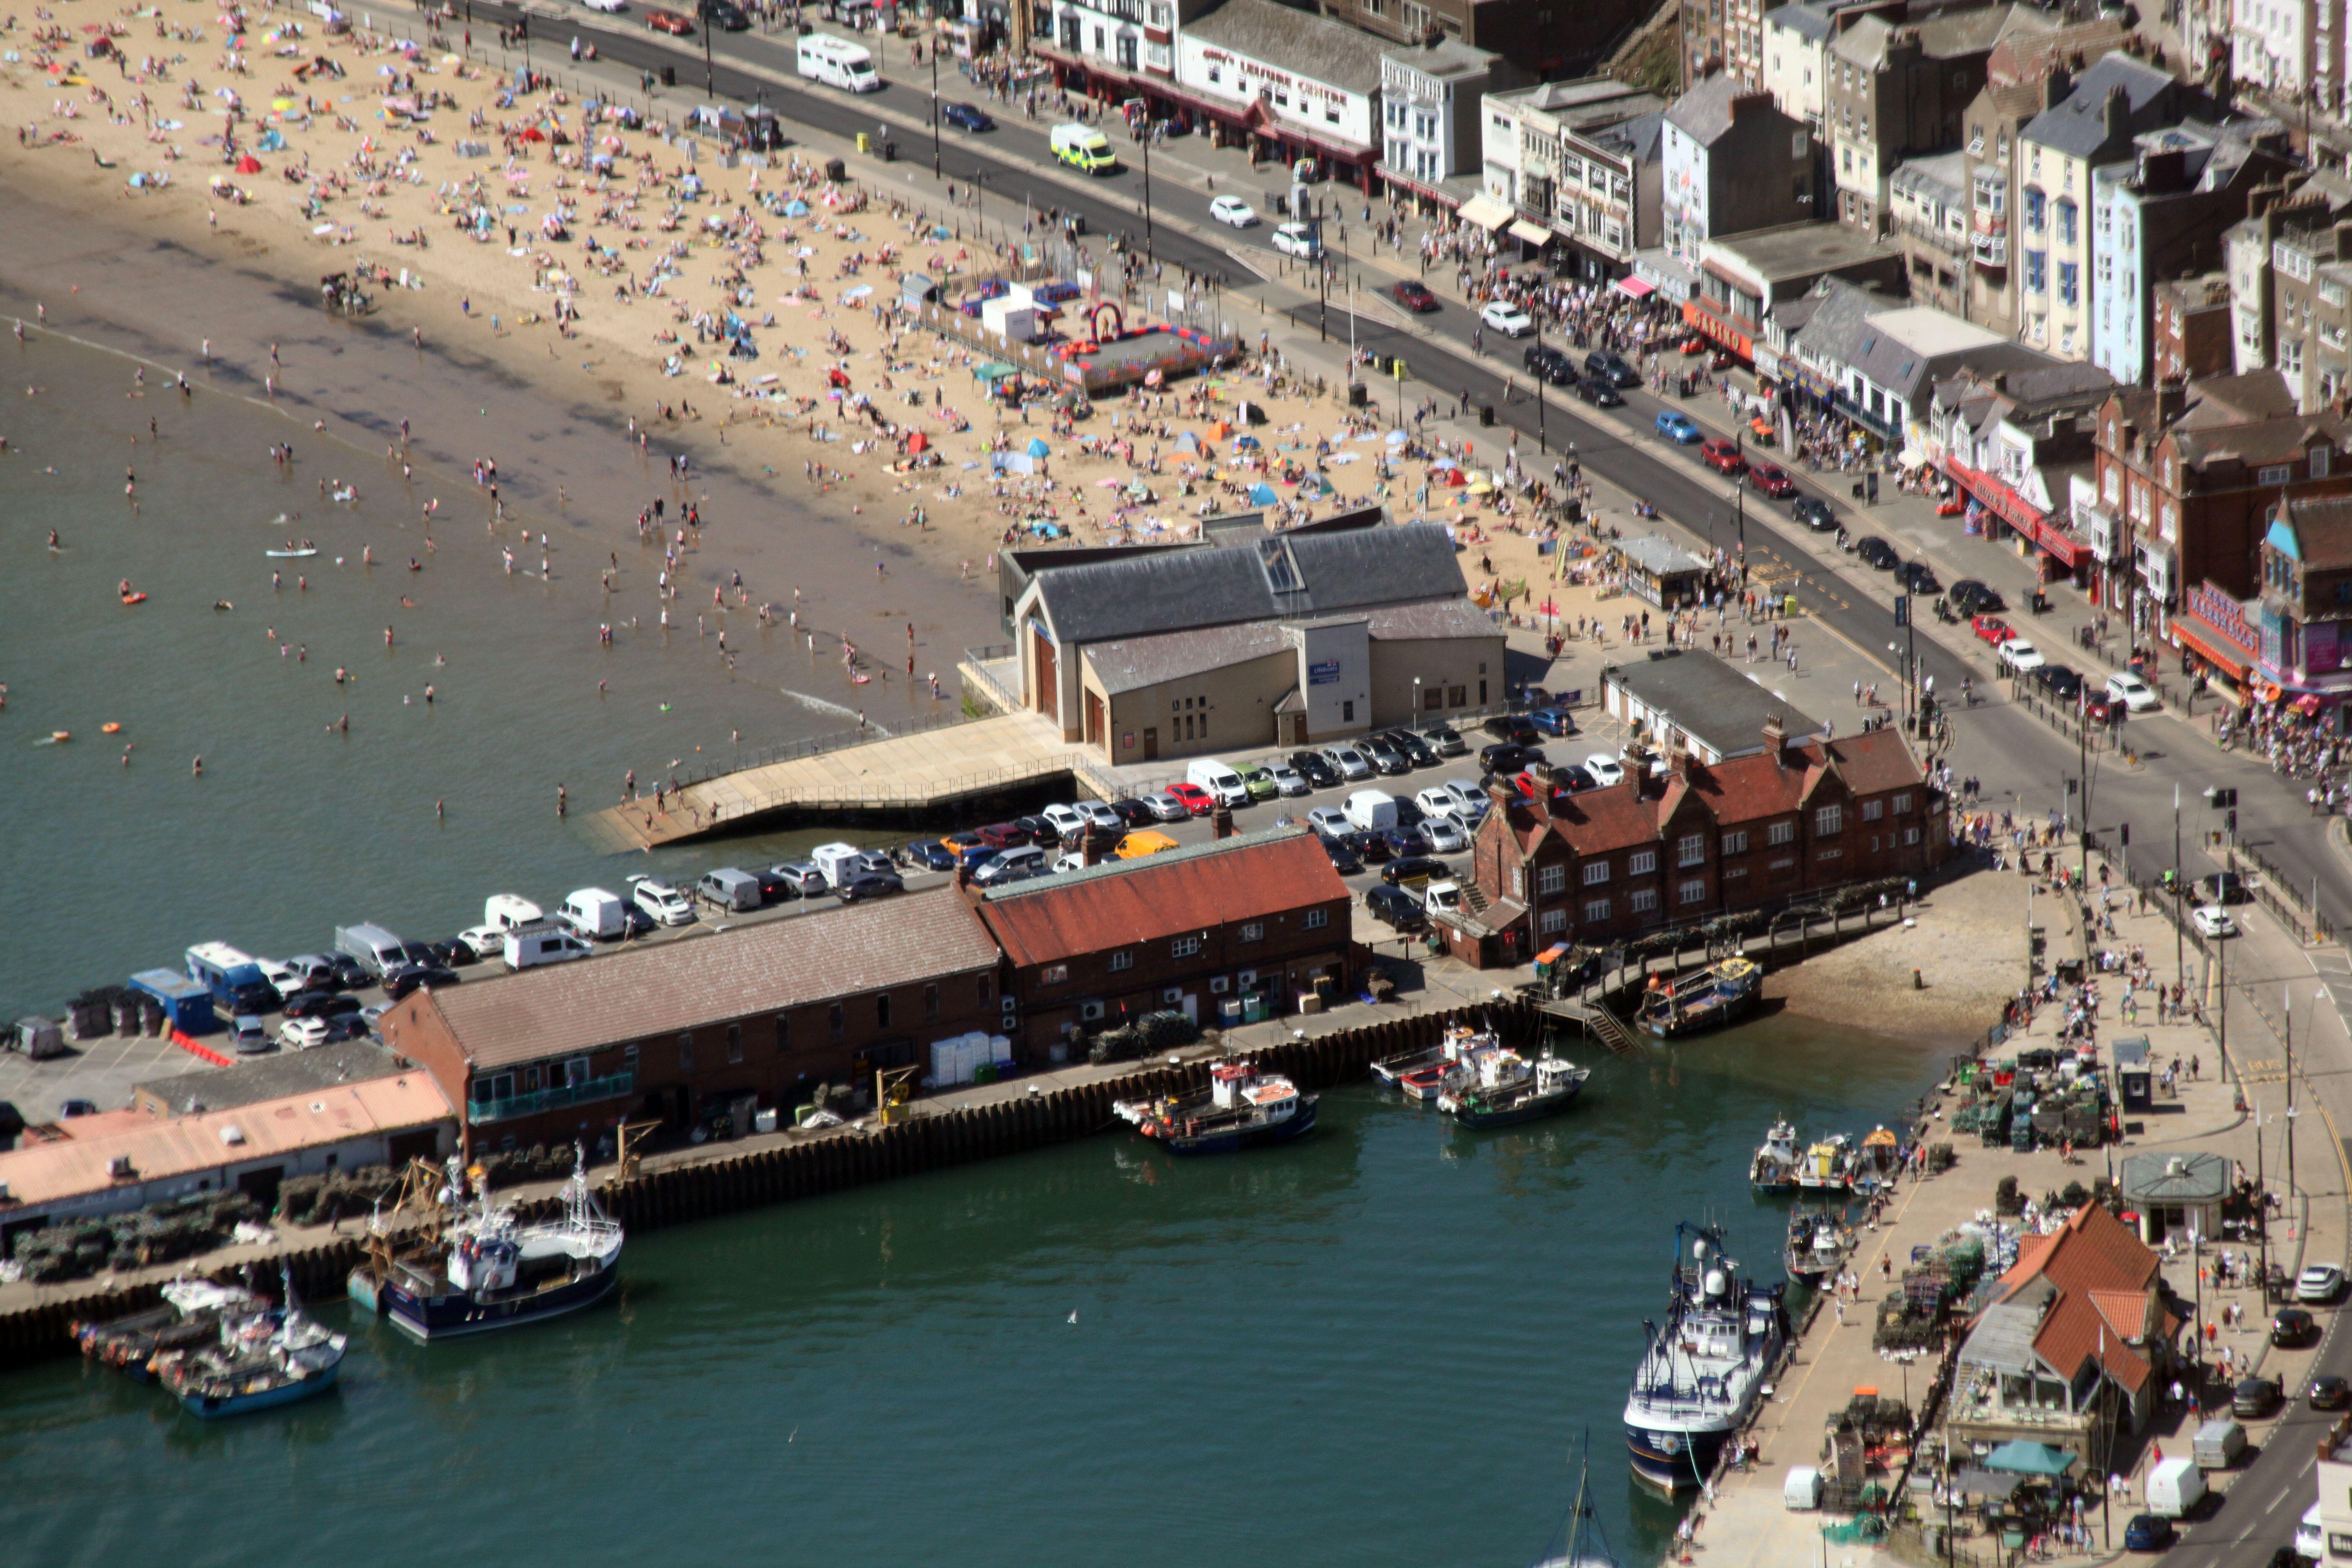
[[2119, 1150, 2231, 1245], [1601, 650, 1827, 763], [132, 1040, 409, 1117]]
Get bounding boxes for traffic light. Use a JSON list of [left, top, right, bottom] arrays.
[[2227, 808, 2238, 835], [1893, 595, 1909, 627], [2119, 821, 2130, 847]]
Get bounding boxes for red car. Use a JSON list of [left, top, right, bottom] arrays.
[[975, 821, 1034, 848], [1698, 437, 1747, 476], [646, 7, 694, 31], [1391, 279, 1439, 313], [1747, 461, 1796, 497], [1166, 782, 1216, 816], [1972, 614, 2014, 645]]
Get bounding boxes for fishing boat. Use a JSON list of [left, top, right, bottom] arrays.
[[1850, 1125, 1903, 1192], [1622, 1221, 1786, 1491], [1437, 1050, 1589, 1130], [1528, 1437, 1621, 1568], [1749, 1119, 1800, 1193], [1781, 1204, 1854, 1285], [349, 1150, 624, 1341], [1369, 1023, 1480, 1098], [1635, 958, 1760, 1039], [75, 1278, 266, 1382], [1112, 1060, 1317, 1154], [1795, 1134, 1855, 1192], [158, 1268, 344, 1418]]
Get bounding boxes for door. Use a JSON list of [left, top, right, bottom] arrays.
[[1142, 727, 1158, 761], [1179, 994, 1197, 1025], [1033, 628, 1058, 715], [1086, 690, 1105, 749], [236, 1165, 286, 1210]]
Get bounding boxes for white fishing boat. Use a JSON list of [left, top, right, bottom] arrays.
[[1622, 1222, 1786, 1491], [160, 1267, 345, 1418], [1749, 1119, 1800, 1193]]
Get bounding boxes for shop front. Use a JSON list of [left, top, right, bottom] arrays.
[[1681, 297, 1754, 363], [2173, 581, 2257, 700], [1945, 457, 2090, 586]]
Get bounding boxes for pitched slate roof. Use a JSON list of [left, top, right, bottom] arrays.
[[1763, 2, 1834, 44], [2276, 495, 2352, 572], [1029, 523, 1466, 646], [406, 889, 1002, 1071], [974, 826, 1346, 968], [1665, 75, 1745, 147], [134, 1039, 404, 1116], [2023, 51, 2182, 158], [1184, 0, 1390, 94]]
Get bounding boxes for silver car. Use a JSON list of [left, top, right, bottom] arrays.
[[1423, 813, 1470, 854], [1267, 764, 1311, 797], [1320, 744, 1372, 781], [1145, 790, 1191, 823]]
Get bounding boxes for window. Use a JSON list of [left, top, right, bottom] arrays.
[[1628, 850, 1657, 875], [727, 1023, 743, 1065], [924, 984, 939, 1023], [978, 975, 993, 1006], [1861, 799, 1884, 821], [1892, 792, 1911, 815], [1583, 897, 1612, 923], [1540, 908, 1569, 935], [1042, 963, 1070, 984], [1629, 888, 1659, 914], [877, 993, 892, 1029], [1171, 935, 1202, 959], [1680, 878, 1707, 905], [1342, 700, 1355, 722], [678, 1031, 696, 1071], [1904, 827, 1921, 846], [2259, 463, 2294, 484], [773, 1016, 789, 1054], [1769, 820, 1795, 845], [1723, 829, 1749, 854], [2054, 197, 2076, 245], [1239, 921, 1264, 943], [828, 1002, 845, 1039], [2057, 261, 2078, 307], [1583, 860, 1611, 885], [2024, 188, 2045, 232], [1815, 804, 1844, 836], [2025, 250, 2046, 294], [624, 1043, 640, 1070], [1676, 832, 1706, 867], [1108, 949, 1134, 971], [1303, 908, 1329, 930]]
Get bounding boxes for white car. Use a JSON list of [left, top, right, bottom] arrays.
[[1423, 813, 1470, 854], [1078, 800, 1124, 834], [2105, 671, 2160, 712], [1209, 194, 1259, 228], [1998, 638, 2047, 673], [1480, 301, 1534, 338], [2298, 1263, 2345, 1302], [2190, 904, 2238, 939], [1267, 764, 1310, 797], [1041, 802, 1089, 843], [278, 1016, 330, 1050], [1585, 753, 1626, 787], [257, 957, 307, 1001], [1271, 222, 1320, 259], [1307, 806, 1352, 838], [1414, 786, 1462, 819], [625, 874, 696, 926], [1441, 780, 1489, 822], [582, 0, 627, 11]]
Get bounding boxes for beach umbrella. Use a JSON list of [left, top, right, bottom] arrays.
[[1233, 434, 1260, 450], [908, 432, 928, 454], [235, 154, 262, 174], [518, 126, 546, 142], [1386, 429, 1409, 445], [1025, 437, 1050, 458]]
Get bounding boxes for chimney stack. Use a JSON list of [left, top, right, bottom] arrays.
[[2102, 84, 2129, 143], [1212, 803, 1236, 841], [1761, 713, 1787, 759], [2154, 373, 2187, 427], [1626, 752, 1652, 796], [1079, 824, 1115, 867]]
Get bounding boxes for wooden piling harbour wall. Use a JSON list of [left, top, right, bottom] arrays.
[[0, 1001, 1530, 1371]]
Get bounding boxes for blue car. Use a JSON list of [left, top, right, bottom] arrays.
[[2120, 1514, 2173, 1553], [1529, 705, 1577, 737], [941, 102, 993, 132], [1656, 410, 1701, 443], [902, 838, 957, 872]]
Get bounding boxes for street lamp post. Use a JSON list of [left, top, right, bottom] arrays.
[[1140, 120, 1153, 256], [930, 45, 941, 180], [2172, 783, 2185, 986], [701, 14, 714, 95]]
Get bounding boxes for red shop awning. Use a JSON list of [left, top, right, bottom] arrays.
[[2173, 616, 2254, 681], [1945, 458, 2089, 570]]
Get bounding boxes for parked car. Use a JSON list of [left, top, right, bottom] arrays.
[[1110, 797, 1161, 828], [1320, 744, 1373, 781], [282, 989, 363, 1020], [1481, 714, 1539, 744], [427, 936, 484, 968], [1320, 834, 1362, 874], [1289, 750, 1341, 789], [1478, 742, 1534, 774], [1364, 885, 1425, 930], [2122, 1514, 2174, 1553], [1523, 343, 1576, 385], [1266, 764, 1310, 797], [1166, 782, 1217, 816], [1655, 410, 1701, 444], [1363, 738, 1411, 776], [975, 820, 1034, 849], [1307, 806, 1352, 838], [1345, 829, 1394, 863], [229, 1016, 271, 1054], [278, 1016, 331, 1050], [1585, 753, 1626, 787], [1012, 812, 1060, 846], [2233, 1374, 2282, 1418], [1383, 854, 1449, 886], [1896, 561, 1941, 594], [2310, 1374, 2350, 1409], [1143, 790, 1191, 823], [1041, 802, 1090, 843], [1527, 706, 1576, 737], [2107, 672, 2161, 712], [940, 101, 993, 132], [1420, 721, 1467, 757], [698, 0, 748, 26], [1792, 495, 1836, 531], [1381, 826, 1433, 859], [1077, 801, 1123, 836], [1272, 222, 1321, 260], [1231, 766, 1278, 801], [1479, 301, 1534, 338], [382, 964, 461, 1002], [1208, 193, 1259, 228], [1997, 638, 2047, 673], [1574, 377, 1625, 408], [625, 874, 696, 926], [1973, 614, 2014, 645], [1421, 814, 1469, 853], [1442, 781, 1490, 821], [1747, 462, 1797, 497], [770, 861, 828, 897], [1854, 536, 1899, 569], [1699, 437, 1746, 475], [1950, 579, 2005, 614], [1586, 350, 1639, 387], [2274, 1307, 2319, 1346], [1390, 278, 1439, 312], [970, 847, 1046, 887], [835, 870, 904, 903], [2197, 872, 2253, 905], [2034, 665, 2083, 702], [2191, 904, 2239, 939], [901, 838, 957, 872], [644, 5, 693, 31]]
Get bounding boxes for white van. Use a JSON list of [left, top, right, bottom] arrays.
[[483, 894, 544, 931], [1186, 758, 1251, 809], [797, 33, 879, 92], [1050, 122, 1117, 173], [1344, 789, 1399, 833], [558, 888, 627, 941], [810, 842, 865, 890], [504, 927, 593, 972], [2145, 1456, 2207, 1518]]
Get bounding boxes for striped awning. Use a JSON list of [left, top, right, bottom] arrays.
[[1458, 193, 1513, 230], [1508, 218, 1553, 246]]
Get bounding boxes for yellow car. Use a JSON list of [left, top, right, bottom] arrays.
[[1114, 830, 1178, 859]]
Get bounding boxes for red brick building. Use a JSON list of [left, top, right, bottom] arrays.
[[973, 825, 1353, 1054], [384, 889, 1004, 1155], [1451, 719, 1947, 965]]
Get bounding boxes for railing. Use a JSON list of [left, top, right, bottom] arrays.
[[2235, 840, 2337, 943], [958, 646, 1023, 715], [470, 1071, 636, 1126], [666, 704, 982, 791]]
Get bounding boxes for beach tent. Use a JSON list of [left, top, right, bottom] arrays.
[[973, 362, 1017, 383], [908, 432, 928, 454], [1297, 475, 1335, 498], [1175, 430, 1201, 454], [1233, 434, 1261, 450], [1025, 437, 1051, 458], [1983, 1442, 2076, 1478], [782, 199, 810, 217], [1247, 482, 1280, 506], [235, 154, 262, 174]]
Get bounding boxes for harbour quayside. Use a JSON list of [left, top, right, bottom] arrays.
[[348, 1149, 624, 1341], [1622, 1221, 1787, 1491], [1112, 1060, 1317, 1154]]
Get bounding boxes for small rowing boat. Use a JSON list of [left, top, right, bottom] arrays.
[[265, 547, 318, 558]]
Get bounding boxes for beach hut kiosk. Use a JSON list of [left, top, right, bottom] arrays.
[[127, 969, 218, 1035], [2111, 1037, 2152, 1112]]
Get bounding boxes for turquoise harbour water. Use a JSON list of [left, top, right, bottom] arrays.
[[0, 1016, 1946, 1568]]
